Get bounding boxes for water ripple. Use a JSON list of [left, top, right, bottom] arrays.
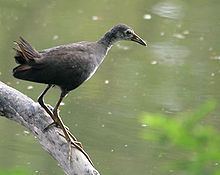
[[150, 42, 190, 65], [151, 1, 184, 19]]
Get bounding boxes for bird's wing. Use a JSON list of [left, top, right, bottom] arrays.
[[14, 40, 94, 73], [37, 43, 93, 68], [13, 41, 98, 86]]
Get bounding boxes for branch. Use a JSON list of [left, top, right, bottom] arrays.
[[0, 81, 100, 175]]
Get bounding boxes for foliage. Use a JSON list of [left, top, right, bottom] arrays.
[[140, 101, 220, 175]]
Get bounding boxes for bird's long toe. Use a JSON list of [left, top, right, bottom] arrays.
[[43, 122, 60, 132]]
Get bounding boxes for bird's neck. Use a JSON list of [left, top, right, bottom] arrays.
[[97, 31, 118, 48]]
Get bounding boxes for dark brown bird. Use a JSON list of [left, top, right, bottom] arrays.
[[13, 24, 146, 149]]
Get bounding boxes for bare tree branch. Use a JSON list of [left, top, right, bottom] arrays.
[[0, 81, 100, 175]]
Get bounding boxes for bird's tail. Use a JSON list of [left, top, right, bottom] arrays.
[[13, 36, 40, 64]]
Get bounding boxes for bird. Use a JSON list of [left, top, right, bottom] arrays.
[[13, 23, 146, 157]]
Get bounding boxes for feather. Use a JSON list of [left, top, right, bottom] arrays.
[[14, 37, 41, 64]]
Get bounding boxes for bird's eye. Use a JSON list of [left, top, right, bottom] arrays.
[[125, 30, 132, 35]]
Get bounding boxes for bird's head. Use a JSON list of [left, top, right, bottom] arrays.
[[109, 24, 147, 46]]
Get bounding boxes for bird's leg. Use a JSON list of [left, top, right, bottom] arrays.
[[50, 91, 71, 142], [38, 86, 92, 164], [39, 86, 80, 145], [52, 91, 89, 161], [38, 85, 65, 129], [38, 84, 55, 120], [48, 107, 82, 147]]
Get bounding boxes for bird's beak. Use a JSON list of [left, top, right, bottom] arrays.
[[131, 33, 147, 46]]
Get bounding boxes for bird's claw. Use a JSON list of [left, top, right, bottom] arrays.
[[43, 122, 59, 132], [46, 104, 54, 111], [43, 122, 70, 132], [58, 132, 83, 148]]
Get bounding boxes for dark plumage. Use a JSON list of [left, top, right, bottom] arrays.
[[13, 24, 146, 153], [13, 24, 146, 92]]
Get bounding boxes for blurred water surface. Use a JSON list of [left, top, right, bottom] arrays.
[[0, 0, 220, 174]]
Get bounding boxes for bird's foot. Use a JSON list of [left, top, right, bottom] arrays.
[[58, 132, 83, 148], [58, 132, 82, 161], [46, 104, 54, 111], [44, 122, 81, 147], [58, 130, 93, 165], [43, 122, 70, 132], [43, 122, 59, 132]]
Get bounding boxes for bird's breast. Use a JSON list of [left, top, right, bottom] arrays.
[[85, 64, 99, 82]]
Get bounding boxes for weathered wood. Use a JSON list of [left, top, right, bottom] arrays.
[[0, 81, 100, 175]]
